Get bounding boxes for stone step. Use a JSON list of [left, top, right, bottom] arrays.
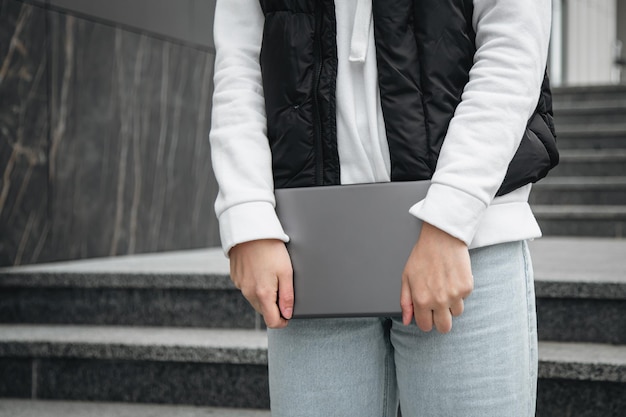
[[3, 239, 626, 344], [554, 124, 626, 150], [554, 104, 626, 126], [0, 399, 270, 417], [536, 342, 626, 417], [533, 206, 626, 237], [0, 325, 624, 416], [0, 249, 260, 330], [529, 237, 626, 345], [552, 85, 626, 107], [551, 149, 626, 177], [0, 325, 269, 409], [529, 177, 626, 205]]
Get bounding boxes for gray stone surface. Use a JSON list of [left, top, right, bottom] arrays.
[[539, 342, 626, 383], [0, 325, 268, 365], [0, 1, 50, 268], [552, 84, 626, 104], [0, 248, 228, 275], [536, 218, 626, 238], [534, 280, 626, 299], [0, 399, 270, 417], [529, 177, 626, 205], [533, 205, 626, 220], [1, 325, 624, 384], [537, 298, 626, 344], [0, 239, 623, 334], [0, 358, 31, 398], [0, 272, 233, 289], [536, 379, 626, 417], [0, 286, 256, 328], [1, 237, 623, 288], [529, 237, 626, 291], [1, 2, 220, 268], [0, 249, 256, 328], [45, 0, 216, 49], [1, 326, 624, 411], [554, 105, 626, 126], [551, 150, 626, 176], [36, 359, 269, 409], [553, 134, 626, 150], [0, 249, 229, 284]]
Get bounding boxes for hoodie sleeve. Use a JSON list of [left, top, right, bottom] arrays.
[[209, 0, 289, 256], [409, 0, 552, 245]]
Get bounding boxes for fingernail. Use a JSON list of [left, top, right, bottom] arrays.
[[283, 308, 293, 319]]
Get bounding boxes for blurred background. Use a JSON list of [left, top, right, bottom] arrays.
[[1, 0, 625, 268]]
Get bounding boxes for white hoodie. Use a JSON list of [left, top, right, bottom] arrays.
[[210, 0, 552, 256]]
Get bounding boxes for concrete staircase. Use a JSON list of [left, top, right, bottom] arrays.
[[0, 241, 625, 417], [530, 85, 626, 237], [0, 250, 271, 416]]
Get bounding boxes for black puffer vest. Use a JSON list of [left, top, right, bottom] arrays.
[[259, 0, 559, 196]]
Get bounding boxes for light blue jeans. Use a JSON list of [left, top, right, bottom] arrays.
[[267, 241, 538, 417]]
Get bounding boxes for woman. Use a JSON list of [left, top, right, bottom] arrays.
[[209, 0, 557, 415]]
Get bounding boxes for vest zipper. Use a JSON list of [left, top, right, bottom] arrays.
[[313, 2, 324, 185]]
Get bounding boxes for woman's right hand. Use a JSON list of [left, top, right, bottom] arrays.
[[229, 239, 294, 328]]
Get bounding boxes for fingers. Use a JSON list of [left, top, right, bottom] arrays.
[[400, 222, 474, 334], [257, 284, 288, 328], [449, 299, 465, 317], [432, 298, 465, 334], [277, 265, 294, 320], [400, 276, 414, 326], [410, 295, 464, 334], [414, 306, 434, 332], [229, 239, 294, 329], [432, 308, 452, 334]]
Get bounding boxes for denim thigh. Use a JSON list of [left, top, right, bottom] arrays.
[[267, 317, 398, 417], [266, 241, 537, 417], [392, 240, 538, 417]]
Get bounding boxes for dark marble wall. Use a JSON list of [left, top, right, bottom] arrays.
[[0, 0, 49, 266], [0, 0, 220, 266]]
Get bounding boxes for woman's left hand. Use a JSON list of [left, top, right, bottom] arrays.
[[400, 222, 474, 333]]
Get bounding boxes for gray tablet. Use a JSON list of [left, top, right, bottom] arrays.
[[275, 180, 430, 318]]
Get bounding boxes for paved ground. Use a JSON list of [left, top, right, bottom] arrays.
[[2, 237, 624, 285], [0, 237, 626, 283], [0, 248, 229, 275], [528, 237, 626, 282]]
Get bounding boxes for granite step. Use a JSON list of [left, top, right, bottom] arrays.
[[0, 399, 270, 417], [552, 85, 626, 107], [0, 325, 624, 416], [0, 249, 260, 330], [529, 237, 626, 344], [553, 125, 626, 150], [3, 239, 626, 344], [532, 205, 626, 237], [554, 103, 626, 126], [551, 149, 626, 177], [536, 342, 626, 417], [529, 177, 626, 205], [0, 325, 270, 409]]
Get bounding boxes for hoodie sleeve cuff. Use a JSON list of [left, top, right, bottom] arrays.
[[408, 183, 487, 246], [218, 201, 290, 257]]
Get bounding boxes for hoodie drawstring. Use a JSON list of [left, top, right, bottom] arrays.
[[349, 0, 372, 63]]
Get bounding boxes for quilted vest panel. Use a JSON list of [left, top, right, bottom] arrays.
[[258, 0, 558, 195]]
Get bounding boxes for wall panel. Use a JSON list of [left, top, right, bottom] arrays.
[[0, 0, 219, 266]]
